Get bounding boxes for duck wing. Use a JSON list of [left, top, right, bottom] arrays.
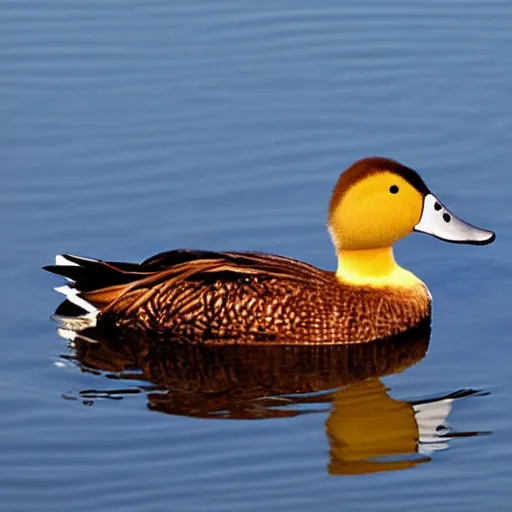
[[44, 250, 328, 316]]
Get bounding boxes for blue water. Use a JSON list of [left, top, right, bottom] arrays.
[[2, 1, 511, 510]]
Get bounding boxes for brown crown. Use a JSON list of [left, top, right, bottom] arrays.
[[328, 157, 430, 219]]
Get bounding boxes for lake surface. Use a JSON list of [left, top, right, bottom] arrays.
[[2, 1, 511, 510]]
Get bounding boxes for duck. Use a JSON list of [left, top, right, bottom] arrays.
[[44, 157, 495, 344]]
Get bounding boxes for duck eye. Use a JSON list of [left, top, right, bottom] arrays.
[[389, 185, 399, 194]]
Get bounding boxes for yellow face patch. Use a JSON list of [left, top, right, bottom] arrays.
[[329, 171, 424, 250]]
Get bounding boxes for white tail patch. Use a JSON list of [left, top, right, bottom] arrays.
[[55, 255, 79, 267], [55, 254, 98, 266], [54, 285, 98, 314]]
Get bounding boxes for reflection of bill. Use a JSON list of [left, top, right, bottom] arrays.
[[326, 381, 488, 475], [415, 397, 454, 454], [55, 317, 489, 476], [412, 389, 489, 454]]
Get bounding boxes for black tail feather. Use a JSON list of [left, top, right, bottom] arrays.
[[43, 254, 147, 292]]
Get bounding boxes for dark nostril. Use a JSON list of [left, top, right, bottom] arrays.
[[443, 213, 451, 223], [434, 202, 442, 211]]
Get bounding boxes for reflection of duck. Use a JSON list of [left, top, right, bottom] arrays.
[[64, 320, 431, 418], [58, 320, 489, 475], [44, 157, 494, 344]]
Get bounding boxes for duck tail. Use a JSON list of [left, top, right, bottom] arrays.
[[43, 254, 143, 316]]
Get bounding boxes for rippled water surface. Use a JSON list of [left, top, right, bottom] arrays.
[[2, 1, 511, 510]]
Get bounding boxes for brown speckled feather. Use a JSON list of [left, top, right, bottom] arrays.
[[47, 250, 431, 344]]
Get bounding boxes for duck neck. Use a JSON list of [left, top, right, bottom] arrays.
[[336, 247, 419, 288]]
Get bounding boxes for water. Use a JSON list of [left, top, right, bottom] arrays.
[[1, 1, 511, 510]]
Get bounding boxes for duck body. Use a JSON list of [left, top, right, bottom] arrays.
[[44, 157, 494, 344], [45, 249, 431, 344]]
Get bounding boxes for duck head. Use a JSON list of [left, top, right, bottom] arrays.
[[328, 157, 495, 286]]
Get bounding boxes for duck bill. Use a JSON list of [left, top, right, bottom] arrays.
[[414, 194, 495, 245]]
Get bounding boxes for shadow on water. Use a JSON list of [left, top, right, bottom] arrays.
[[55, 317, 490, 476]]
